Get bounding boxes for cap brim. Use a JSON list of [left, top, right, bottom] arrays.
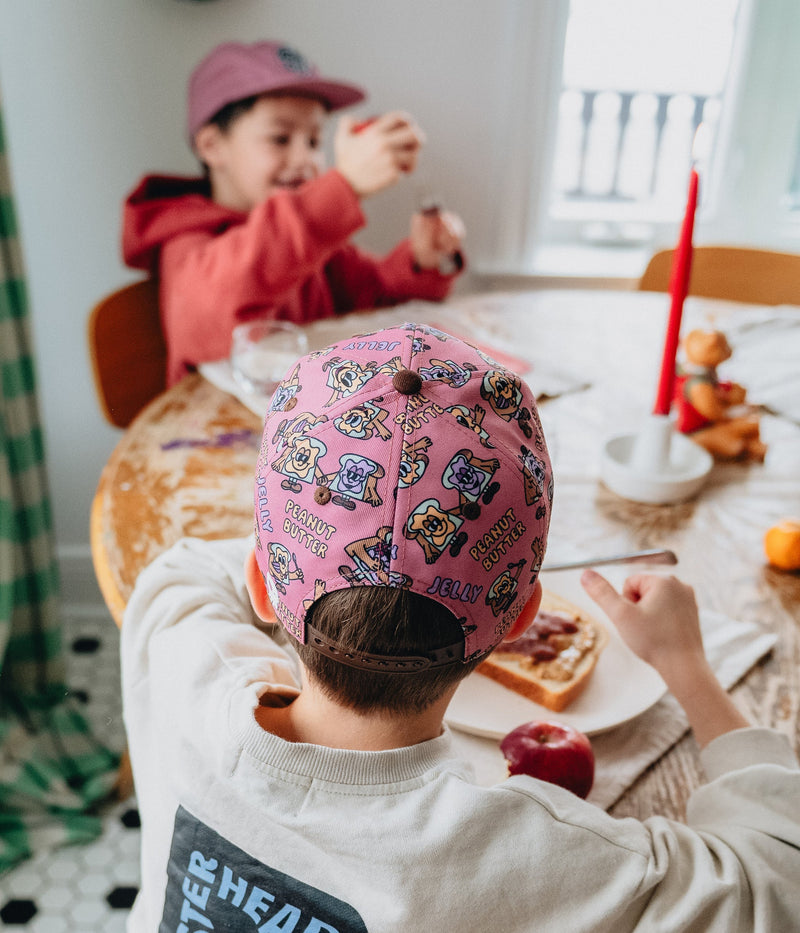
[[188, 76, 366, 143], [267, 77, 366, 112]]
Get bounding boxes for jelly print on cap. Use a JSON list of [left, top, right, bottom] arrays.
[[417, 358, 476, 388], [518, 445, 549, 507], [267, 543, 304, 594], [326, 454, 385, 509], [339, 528, 412, 589], [269, 363, 302, 413], [254, 323, 553, 662], [442, 448, 501, 509], [271, 411, 329, 454]]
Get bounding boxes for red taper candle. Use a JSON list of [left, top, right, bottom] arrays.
[[653, 167, 699, 415]]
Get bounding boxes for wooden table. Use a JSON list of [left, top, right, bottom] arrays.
[[92, 290, 800, 820]]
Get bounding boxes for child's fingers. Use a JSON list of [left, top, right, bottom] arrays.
[[380, 117, 426, 153], [621, 575, 648, 603], [416, 211, 464, 244], [396, 148, 419, 174], [432, 214, 465, 253], [440, 211, 466, 240], [355, 111, 425, 150], [375, 110, 426, 139], [580, 569, 627, 614], [389, 133, 423, 167]]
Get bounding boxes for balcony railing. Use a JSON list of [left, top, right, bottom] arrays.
[[551, 88, 720, 218]]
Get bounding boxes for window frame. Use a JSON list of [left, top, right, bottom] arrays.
[[477, 0, 800, 282]]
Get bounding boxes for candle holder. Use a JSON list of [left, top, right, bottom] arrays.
[[601, 142, 713, 506], [600, 414, 713, 505]]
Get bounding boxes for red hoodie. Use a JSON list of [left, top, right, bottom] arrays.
[[122, 169, 459, 386]]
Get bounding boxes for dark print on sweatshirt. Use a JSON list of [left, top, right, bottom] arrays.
[[160, 805, 368, 933]]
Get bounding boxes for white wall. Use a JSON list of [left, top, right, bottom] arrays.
[[702, 0, 800, 248], [0, 0, 549, 607]]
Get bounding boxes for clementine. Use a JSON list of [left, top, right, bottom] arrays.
[[764, 520, 800, 571]]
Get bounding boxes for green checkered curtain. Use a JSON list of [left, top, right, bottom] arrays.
[[0, 89, 119, 873]]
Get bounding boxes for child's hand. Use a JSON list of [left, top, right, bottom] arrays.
[[335, 112, 424, 198], [410, 210, 465, 273], [580, 570, 707, 685], [581, 569, 750, 747]]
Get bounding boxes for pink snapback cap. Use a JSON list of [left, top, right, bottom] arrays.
[[187, 41, 366, 140], [254, 323, 553, 670]]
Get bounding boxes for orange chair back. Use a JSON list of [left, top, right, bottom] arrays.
[[88, 279, 167, 428], [639, 245, 800, 306]]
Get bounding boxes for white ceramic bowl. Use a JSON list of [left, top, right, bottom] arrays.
[[601, 431, 713, 504]]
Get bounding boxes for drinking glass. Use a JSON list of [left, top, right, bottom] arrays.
[[231, 320, 309, 396]]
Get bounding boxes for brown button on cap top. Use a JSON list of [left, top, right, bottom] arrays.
[[393, 369, 423, 395], [461, 501, 481, 520], [314, 486, 332, 505]]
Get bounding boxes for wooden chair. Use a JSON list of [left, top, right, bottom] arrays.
[[638, 246, 800, 307], [88, 278, 166, 796], [87, 278, 167, 428]]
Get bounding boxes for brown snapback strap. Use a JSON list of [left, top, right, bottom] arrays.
[[304, 624, 465, 672]]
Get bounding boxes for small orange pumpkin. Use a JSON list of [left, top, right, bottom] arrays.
[[764, 520, 800, 571]]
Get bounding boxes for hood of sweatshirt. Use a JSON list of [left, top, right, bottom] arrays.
[[122, 174, 247, 272]]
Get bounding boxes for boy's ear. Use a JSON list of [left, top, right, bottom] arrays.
[[502, 578, 542, 643], [245, 550, 278, 624], [193, 123, 224, 167]]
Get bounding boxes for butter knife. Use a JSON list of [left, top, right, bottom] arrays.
[[542, 548, 678, 572]]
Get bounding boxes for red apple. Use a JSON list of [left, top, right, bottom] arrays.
[[500, 720, 594, 798]]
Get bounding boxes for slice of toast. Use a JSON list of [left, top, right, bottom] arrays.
[[476, 590, 609, 712]]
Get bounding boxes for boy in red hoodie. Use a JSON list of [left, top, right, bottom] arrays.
[[122, 41, 465, 386]]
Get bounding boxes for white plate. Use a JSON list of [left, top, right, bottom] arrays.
[[446, 571, 667, 738]]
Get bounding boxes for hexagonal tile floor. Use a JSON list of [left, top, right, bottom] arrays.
[[0, 609, 140, 931]]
